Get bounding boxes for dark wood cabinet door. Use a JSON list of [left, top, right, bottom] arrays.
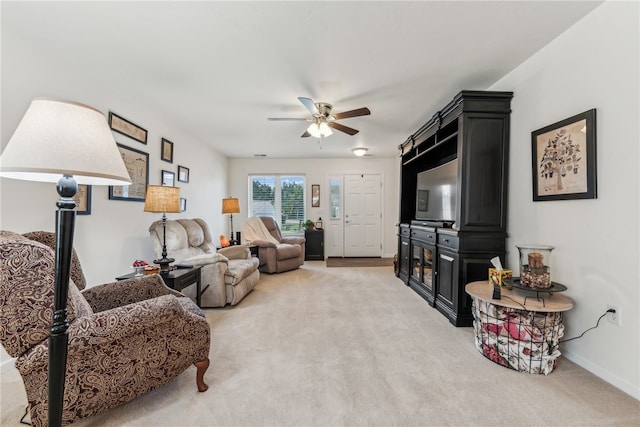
[[421, 245, 435, 295], [398, 237, 410, 281], [436, 250, 457, 308], [458, 115, 510, 231], [304, 230, 324, 260], [407, 239, 436, 306]]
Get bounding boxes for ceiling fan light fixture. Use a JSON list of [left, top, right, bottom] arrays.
[[307, 121, 333, 138], [352, 147, 368, 157]]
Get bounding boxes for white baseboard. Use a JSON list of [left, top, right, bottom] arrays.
[[562, 349, 639, 400]]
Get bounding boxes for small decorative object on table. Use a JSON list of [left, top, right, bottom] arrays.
[[488, 256, 512, 299], [516, 245, 554, 289], [132, 259, 148, 276], [489, 268, 513, 288], [144, 265, 160, 275]]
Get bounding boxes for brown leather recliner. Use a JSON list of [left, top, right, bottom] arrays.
[[0, 230, 211, 427], [242, 216, 305, 273]]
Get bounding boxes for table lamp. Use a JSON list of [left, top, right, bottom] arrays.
[[221, 197, 240, 245], [145, 185, 181, 272], [0, 98, 131, 427]]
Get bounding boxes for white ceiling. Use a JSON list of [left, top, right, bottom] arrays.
[[2, 1, 602, 159]]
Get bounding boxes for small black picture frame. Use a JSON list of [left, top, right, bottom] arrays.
[[161, 138, 174, 163], [311, 184, 320, 207], [178, 165, 190, 183], [180, 198, 187, 212], [73, 184, 92, 215], [531, 109, 597, 201], [162, 170, 175, 186]]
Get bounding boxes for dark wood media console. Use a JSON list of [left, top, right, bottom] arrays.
[[397, 90, 513, 326]]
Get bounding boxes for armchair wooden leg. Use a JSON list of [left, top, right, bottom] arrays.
[[194, 358, 210, 392]]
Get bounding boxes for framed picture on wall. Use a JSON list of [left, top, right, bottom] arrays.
[[311, 184, 320, 207], [108, 111, 147, 144], [178, 165, 190, 183], [108, 143, 149, 202], [161, 138, 174, 163], [531, 109, 597, 201], [162, 170, 175, 186], [73, 184, 92, 215]]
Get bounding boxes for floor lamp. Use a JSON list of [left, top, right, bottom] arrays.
[[0, 99, 131, 427], [221, 197, 240, 245], [145, 185, 181, 272]]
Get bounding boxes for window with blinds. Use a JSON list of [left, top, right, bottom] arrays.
[[249, 175, 306, 232]]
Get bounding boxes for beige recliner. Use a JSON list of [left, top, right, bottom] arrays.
[[149, 218, 259, 307], [242, 216, 305, 273]]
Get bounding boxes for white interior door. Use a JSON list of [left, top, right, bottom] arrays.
[[344, 174, 382, 257]]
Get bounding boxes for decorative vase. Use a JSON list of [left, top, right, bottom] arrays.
[[516, 245, 554, 288]]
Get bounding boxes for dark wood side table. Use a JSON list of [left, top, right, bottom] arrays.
[[116, 266, 203, 307], [247, 245, 259, 258], [304, 229, 324, 260]]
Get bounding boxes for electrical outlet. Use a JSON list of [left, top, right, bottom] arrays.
[[607, 305, 620, 325]]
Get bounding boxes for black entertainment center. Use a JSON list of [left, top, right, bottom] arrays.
[[397, 90, 513, 327]]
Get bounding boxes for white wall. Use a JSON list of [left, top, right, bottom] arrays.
[[1, 22, 230, 362], [490, 1, 639, 398], [228, 157, 400, 257]]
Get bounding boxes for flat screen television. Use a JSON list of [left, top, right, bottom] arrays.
[[415, 157, 458, 223]]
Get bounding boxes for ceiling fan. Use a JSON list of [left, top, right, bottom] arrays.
[[268, 97, 371, 138]]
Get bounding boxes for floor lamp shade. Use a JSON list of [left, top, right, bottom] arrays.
[[0, 98, 131, 185], [0, 98, 131, 427]]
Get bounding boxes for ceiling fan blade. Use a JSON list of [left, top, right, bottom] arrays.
[[268, 117, 309, 121], [298, 97, 319, 115], [301, 130, 311, 138], [329, 122, 359, 136], [332, 107, 371, 120]]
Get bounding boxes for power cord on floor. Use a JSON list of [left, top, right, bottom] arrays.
[[560, 309, 614, 343]]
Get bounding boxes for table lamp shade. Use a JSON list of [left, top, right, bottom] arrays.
[[144, 185, 181, 213], [222, 197, 240, 214], [0, 98, 131, 186]]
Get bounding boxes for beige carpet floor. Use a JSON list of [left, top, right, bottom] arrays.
[[1, 262, 639, 426]]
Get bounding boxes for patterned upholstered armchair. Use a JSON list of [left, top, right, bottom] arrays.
[[0, 231, 211, 427]]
